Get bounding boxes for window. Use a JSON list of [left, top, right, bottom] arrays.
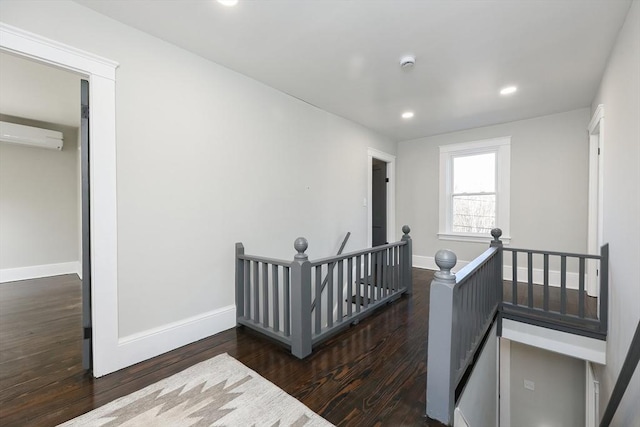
[[439, 137, 511, 243]]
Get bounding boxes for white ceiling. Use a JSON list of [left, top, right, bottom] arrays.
[[76, 0, 631, 141], [0, 52, 80, 128]]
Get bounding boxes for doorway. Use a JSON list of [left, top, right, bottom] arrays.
[[0, 52, 92, 370], [367, 148, 396, 248], [372, 158, 388, 246], [587, 105, 604, 297], [1, 23, 119, 377]]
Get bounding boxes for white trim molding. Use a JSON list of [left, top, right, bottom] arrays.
[[0, 262, 80, 283], [587, 105, 604, 297], [367, 148, 396, 248], [438, 136, 511, 243], [116, 306, 236, 371], [501, 318, 606, 364], [0, 22, 120, 377]]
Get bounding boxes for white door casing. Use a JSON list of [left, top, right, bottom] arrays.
[[0, 23, 119, 377], [587, 105, 604, 297]]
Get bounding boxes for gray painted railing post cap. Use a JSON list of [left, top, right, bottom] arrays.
[[294, 237, 308, 259], [491, 228, 502, 241], [434, 249, 457, 280], [402, 225, 411, 235]]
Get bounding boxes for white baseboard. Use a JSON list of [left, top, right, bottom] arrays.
[[112, 305, 236, 373], [413, 255, 582, 290], [0, 261, 81, 283]]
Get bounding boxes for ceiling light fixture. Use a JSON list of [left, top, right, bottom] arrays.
[[500, 86, 517, 95], [402, 111, 415, 119], [217, 0, 238, 6]]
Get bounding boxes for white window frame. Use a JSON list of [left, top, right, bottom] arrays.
[[438, 136, 511, 243]]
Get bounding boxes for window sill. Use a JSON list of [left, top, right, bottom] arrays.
[[437, 232, 511, 244]]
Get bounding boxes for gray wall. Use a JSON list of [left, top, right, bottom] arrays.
[[0, 52, 82, 274], [0, 115, 80, 271], [510, 341, 585, 427], [591, 1, 640, 425], [0, 1, 396, 338], [397, 108, 590, 265]]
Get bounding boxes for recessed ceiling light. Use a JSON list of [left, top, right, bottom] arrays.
[[402, 111, 415, 119], [500, 86, 517, 95], [217, 0, 238, 6]]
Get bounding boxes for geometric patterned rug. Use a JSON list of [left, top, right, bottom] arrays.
[[58, 353, 334, 426]]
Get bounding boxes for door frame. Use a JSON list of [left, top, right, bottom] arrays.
[[0, 23, 119, 376], [587, 105, 604, 297], [367, 148, 396, 248]]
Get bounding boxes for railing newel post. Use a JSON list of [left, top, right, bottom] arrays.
[[290, 237, 312, 359], [235, 243, 245, 323], [600, 244, 609, 334], [401, 225, 413, 294], [426, 249, 457, 425], [490, 228, 504, 308]]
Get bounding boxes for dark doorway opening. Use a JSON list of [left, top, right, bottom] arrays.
[[372, 158, 387, 247]]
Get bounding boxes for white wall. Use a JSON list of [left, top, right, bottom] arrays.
[[0, 51, 82, 282], [0, 1, 395, 342], [510, 341, 585, 427], [591, 1, 640, 425], [456, 323, 497, 427], [397, 108, 590, 266]]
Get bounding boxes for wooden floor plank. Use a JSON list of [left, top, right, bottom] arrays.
[[0, 270, 445, 427], [0, 268, 597, 426]]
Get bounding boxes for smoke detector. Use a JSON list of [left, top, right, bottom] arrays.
[[400, 55, 416, 69]]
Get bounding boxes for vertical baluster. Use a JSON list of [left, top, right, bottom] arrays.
[[262, 262, 269, 327], [543, 254, 549, 312], [363, 253, 370, 308], [382, 249, 387, 297], [337, 260, 344, 322], [253, 261, 260, 323], [327, 262, 334, 328], [355, 255, 362, 312], [272, 264, 279, 332], [512, 251, 518, 305], [244, 261, 250, 320], [394, 245, 399, 291], [398, 244, 403, 291], [579, 257, 586, 318], [284, 266, 290, 336], [527, 252, 534, 308], [377, 250, 383, 300], [315, 266, 322, 334], [347, 257, 353, 317], [560, 256, 567, 315]]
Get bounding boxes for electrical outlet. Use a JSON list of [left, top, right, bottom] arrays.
[[524, 379, 535, 391]]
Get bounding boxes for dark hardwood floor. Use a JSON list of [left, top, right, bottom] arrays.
[[0, 269, 446, 427], [503, 280, 598, 319]]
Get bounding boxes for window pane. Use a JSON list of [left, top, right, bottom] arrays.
[[452, 194, 496, 233], [453, 153, 495, 193]]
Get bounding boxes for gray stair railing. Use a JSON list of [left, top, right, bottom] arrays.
[[426, 228, 503, 425], [235, 225, 413, 359], [501, 240, 609, 339]]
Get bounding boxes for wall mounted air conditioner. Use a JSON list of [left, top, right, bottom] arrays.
[[0, 121, 64, 150]]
